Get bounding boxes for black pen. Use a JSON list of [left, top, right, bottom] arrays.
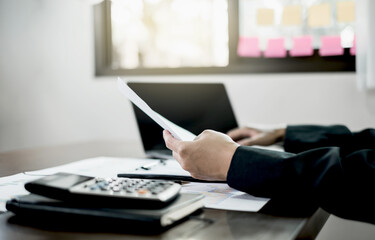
[[117, 173, 226, 183]]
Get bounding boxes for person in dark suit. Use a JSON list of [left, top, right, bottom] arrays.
[[163, 125, 375, 224]]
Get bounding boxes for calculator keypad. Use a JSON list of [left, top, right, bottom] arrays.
[[70, 177, 181, 202]]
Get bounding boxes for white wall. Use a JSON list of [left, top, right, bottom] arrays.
[[1, 0, 375, 153], [0, 0, 374, 239]]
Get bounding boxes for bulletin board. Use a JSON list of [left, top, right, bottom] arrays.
[[237, 0, 356, 59]]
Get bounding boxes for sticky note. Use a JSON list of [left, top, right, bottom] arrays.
[[350, 36, 356, 55], [319, 36, 344, 56], [282, 5, 302, 26], [308, 3, 331, 27], [289, 36, 314, 57], [264, 38, 286, 58], [237, 37, 261, 57], [337, 1, 355, 22], [257, 8, 274, 26]]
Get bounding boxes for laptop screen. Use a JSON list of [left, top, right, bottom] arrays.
[[128, 82, 238, 157]]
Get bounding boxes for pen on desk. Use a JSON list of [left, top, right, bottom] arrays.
[[140, 161, 159, 170], [117, 173, 226, 183], [136, 160, 166, 170]]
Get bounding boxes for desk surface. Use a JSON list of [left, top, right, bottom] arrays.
[[0, 141, 329, 240]]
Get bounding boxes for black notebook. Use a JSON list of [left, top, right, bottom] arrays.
[[6, 193, 204, 229]]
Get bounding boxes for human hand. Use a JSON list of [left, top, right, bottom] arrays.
[[163, 130, 239, 181], [227, 127, 285, 146]]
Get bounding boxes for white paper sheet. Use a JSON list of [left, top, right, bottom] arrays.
[[1, 157, 269, 213], [24, 157, 156, 178], [0, 173, 41, 212], [181, 183, 269, 212], [117, 78, 196, 141]]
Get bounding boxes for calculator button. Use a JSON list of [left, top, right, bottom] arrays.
[[99, 185, 110, 191], [126, 189, 135, 193], [112, 186, 120, 192], [152, 188, 163, 194], [90, 186, 99, 191], [69, 176, 181, 204], [137, 189, 149, 195], [95, 177, 105, 183]]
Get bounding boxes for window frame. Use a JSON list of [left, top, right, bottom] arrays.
[[94, 0, 355, 76]]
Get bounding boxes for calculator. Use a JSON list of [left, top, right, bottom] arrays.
[[24, 172, 181, 208]]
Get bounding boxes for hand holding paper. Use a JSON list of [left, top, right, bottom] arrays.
[[117, 78, 196, 141]]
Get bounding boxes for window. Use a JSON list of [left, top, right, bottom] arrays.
[[111, 0, 228, 69], [94, 0, 355, 76]]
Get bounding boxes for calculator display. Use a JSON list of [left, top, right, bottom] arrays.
[[35, 173, 91, 189]]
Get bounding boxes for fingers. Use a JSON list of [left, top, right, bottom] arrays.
[[195, 129, 213, 140], [237, 138, 256, 146], [163, 130, 190, 170], [227, 127, 250, 141], [163, 130, 181, 151]]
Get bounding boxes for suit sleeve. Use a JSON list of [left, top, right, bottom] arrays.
[[284, 125, 375, 153], [227, 126, 375, 224]]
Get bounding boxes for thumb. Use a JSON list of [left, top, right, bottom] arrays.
[[163, 130, 181, 151]]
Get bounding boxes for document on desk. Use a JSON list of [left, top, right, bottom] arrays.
[[0, 157, 269, 213], [181, 183, 269, 212], [117, 78, 196, 141], [127, 159, 269, 211], [0, 173, 41, 212]]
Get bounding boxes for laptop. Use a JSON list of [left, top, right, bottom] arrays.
[[128, 82, 238, 159]]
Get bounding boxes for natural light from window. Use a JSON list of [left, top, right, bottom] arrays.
[[111, 0, 229, 69]]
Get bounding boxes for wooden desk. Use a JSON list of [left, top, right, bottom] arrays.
[[0, 141, 329, 239]]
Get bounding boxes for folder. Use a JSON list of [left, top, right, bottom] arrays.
[[6, 193, 204, 229]]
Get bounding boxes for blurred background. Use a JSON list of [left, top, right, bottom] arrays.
[[0, 0, 374, 238]]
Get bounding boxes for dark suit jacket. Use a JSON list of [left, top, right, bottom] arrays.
[[227, 125, 375, 224]]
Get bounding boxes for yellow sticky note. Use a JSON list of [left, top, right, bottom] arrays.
[[308, 3, 331, 27], [257, 8, 274, 26], [282, 5, 302, 26], [337, 1, 355, 22]]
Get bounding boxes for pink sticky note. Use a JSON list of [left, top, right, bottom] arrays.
[[350, 36, 356, 55], [237, 37, 261, 57], [289, 36, 314, 57], [264, 38, 287, 58], [319, 36, 344, 56]]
